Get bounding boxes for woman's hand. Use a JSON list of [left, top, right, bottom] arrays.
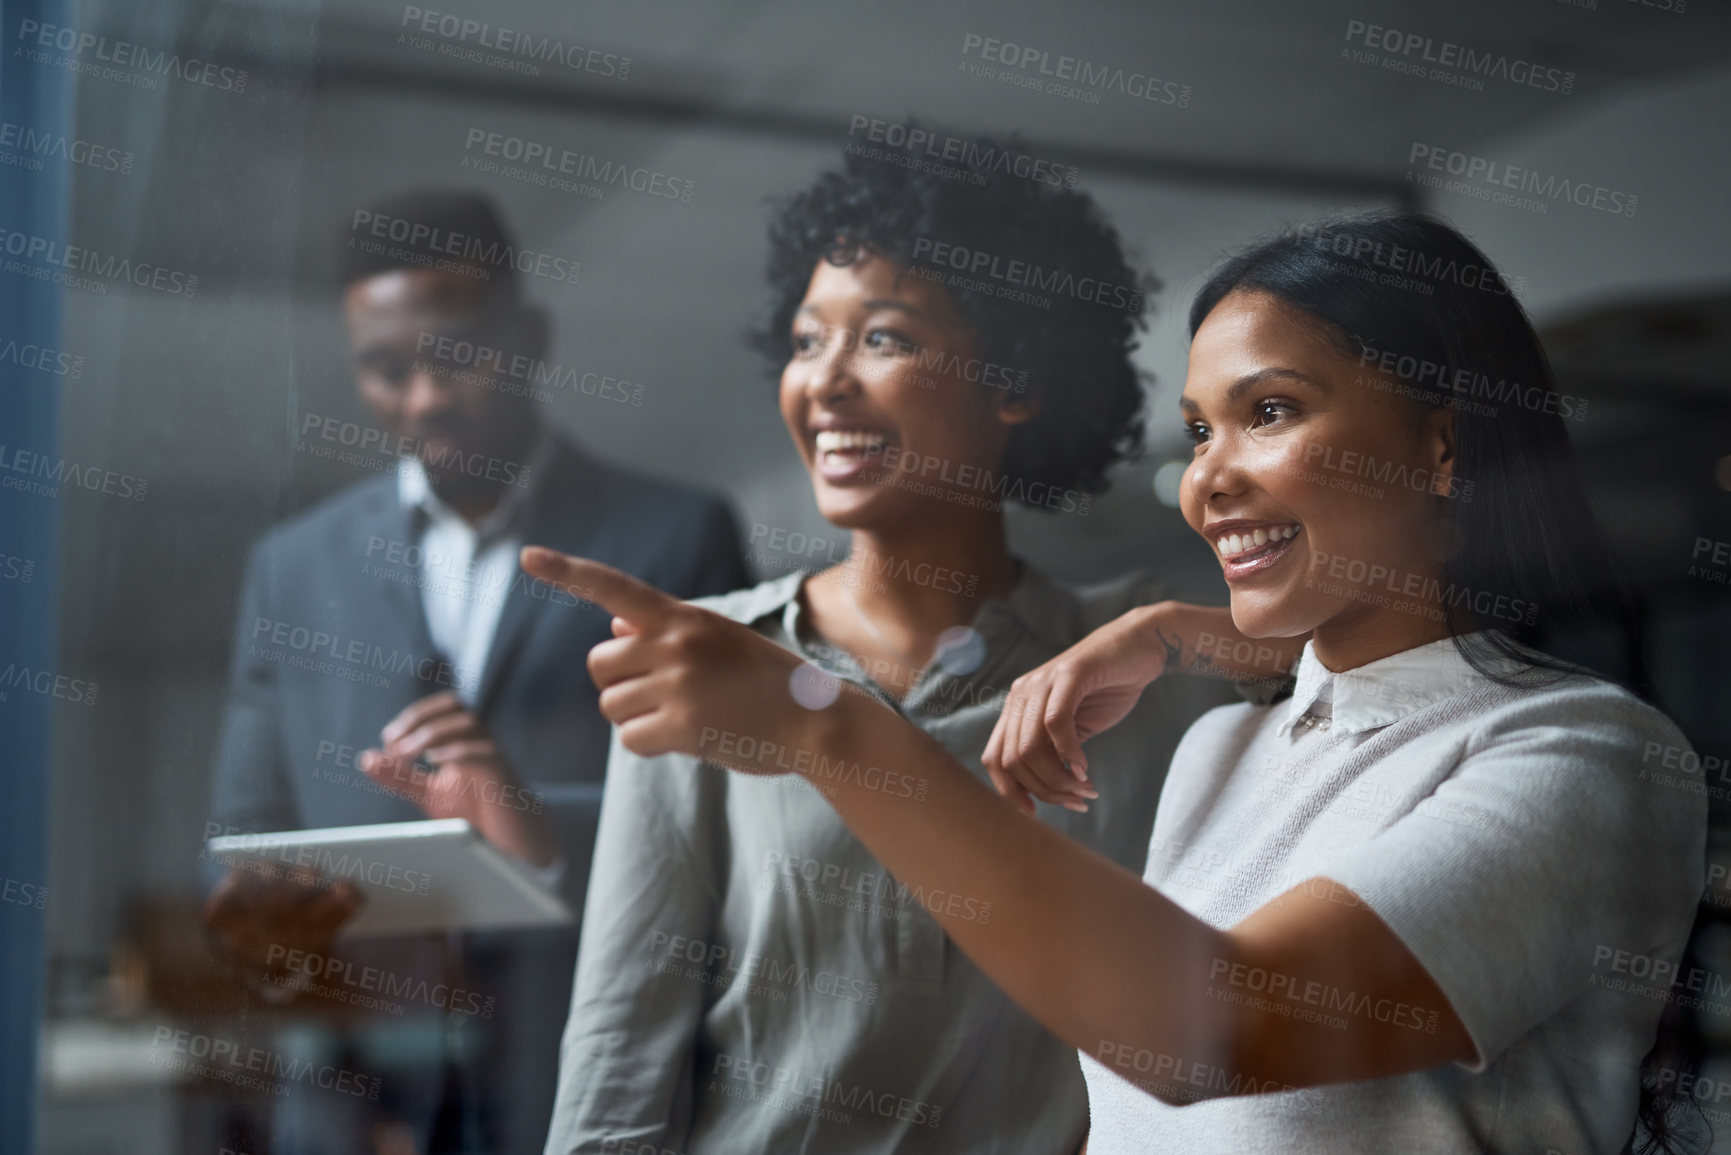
[[983, 602, 1303, 815], [983, 604, 1168, 814], [520, 547, 843, 773]]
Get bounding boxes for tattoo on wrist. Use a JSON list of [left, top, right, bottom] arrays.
[[1152, 626, 1230, 679]]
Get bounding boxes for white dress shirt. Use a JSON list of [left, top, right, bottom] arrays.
[[396, 433, 565, 885], [395, 433, 553, 707]]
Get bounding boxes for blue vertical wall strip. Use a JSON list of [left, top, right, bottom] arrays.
[[0, 0, 71, 1150]]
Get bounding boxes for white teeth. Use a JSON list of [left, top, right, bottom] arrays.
[[815, 430, 889, 456], [1217, 525, 1299, 559]]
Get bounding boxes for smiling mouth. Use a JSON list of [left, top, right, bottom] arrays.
[[1214, 524, 1301, 563], [813, 429, 893, 469]]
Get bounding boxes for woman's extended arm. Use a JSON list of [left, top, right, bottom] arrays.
[[523, 549, 1473, 1102], [799, 672, 1473, 1098]]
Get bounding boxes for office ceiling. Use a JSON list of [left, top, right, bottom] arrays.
[[301, 0, 1731, 193]]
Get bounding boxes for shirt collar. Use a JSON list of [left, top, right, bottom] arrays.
[[722, 561, 1067, 701], [397, 429, 554, 539], [1278, 633, 1502, 736]]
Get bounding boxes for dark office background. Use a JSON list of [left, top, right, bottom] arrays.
[[4, 0, 1730, 1151]]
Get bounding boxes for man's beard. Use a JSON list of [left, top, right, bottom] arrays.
[[422, 450, 515, 504]]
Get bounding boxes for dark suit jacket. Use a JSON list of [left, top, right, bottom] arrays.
[[207, 436, 747, 1155]]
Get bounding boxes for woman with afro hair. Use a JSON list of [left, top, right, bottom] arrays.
[[542, 130, 1292, 1155]]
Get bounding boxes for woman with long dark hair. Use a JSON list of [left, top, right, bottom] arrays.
[[527, 213, 1706, 1153]]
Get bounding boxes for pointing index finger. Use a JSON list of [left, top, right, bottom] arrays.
[[520, 546, 675, 626]]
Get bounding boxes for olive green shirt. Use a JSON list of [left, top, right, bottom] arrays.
[[545, 565, 1236, 1155]]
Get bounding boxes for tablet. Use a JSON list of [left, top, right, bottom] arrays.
[[205, 818, 574, 938]]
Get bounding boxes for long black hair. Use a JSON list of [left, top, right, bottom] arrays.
[[1190, 212, 1699, 1153], [1190, 212, 1648, 696]]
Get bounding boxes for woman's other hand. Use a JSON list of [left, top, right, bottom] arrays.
[[982, 604, 1170, 815]]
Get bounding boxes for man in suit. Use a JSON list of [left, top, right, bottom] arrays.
[[202, 189, 747, 1155]]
